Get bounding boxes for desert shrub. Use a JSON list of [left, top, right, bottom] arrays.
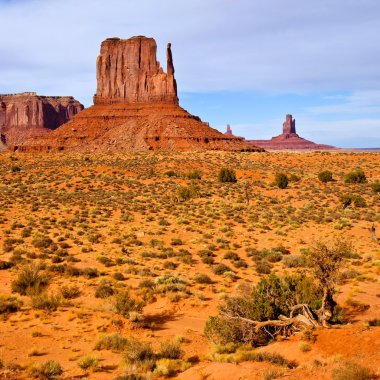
[[29, 360, 63, 379], [289, 174, 301, 182], [31, 293, 62, 312], [205, 274, 321, 346], [213, 264, 231, 275], [114, 374, 148, 380], [0, 295, 23, 314], [185, 170, 202, 179], [368, 319, 380, 327], [218, 168, 237, 183], [11, 264, 49, 296], [0, 260, 14, 270], [32, 234, 53, 249], [164, 170, 177, 177], [340, 194, 367, 208], [176, 184, 198, 202], [60, 285, 80, 299], [344, 169, 367, 184], [318, 171, 333, 183], [114, 290, 144, 318], [95, 334, 129, 351], [0, 358, 3, 369], [255, 261, 272, 274], [95, 282, 114, 298], [123, 338, 155, 370], [78, 356, 98, 370], [371, 181, 380, 193], [274, 173, 288, 189], [11, 165, 21, 173], [282, 255, 306, 268], [332, 360, 376, 380], [159, 340, 184, 359]]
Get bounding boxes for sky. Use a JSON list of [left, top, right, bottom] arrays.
[[0, 0, 379, 148]]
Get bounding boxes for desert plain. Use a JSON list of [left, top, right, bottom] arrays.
[[0, 150, 379, 380]]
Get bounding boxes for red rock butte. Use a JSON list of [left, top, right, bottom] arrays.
[[0, 92, 83, 147], [16, 36, 262, 153], [247, 114, 337, 150]]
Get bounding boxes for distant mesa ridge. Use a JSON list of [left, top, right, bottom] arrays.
[[225, 114, 337, 151], [0, 92, 83, 148], [15, 36, 261, 153]]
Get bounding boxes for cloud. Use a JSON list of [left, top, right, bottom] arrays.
[[1, 0, 380, 102]]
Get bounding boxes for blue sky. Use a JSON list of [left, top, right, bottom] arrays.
[[1, 0, 379, 147]]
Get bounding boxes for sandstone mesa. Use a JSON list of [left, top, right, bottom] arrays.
[[0, 92, 83, 149], [15, 36, 262, 153]]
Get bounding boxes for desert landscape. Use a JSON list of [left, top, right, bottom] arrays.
[[1, 1, 380, 379], [0, 150, 379, 379]]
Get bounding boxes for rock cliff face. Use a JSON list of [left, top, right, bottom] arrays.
[[18, 36, 261, 153], [0, 92, 83, 146], [248, 114, 337, 150], [94, 37, 178, 105]]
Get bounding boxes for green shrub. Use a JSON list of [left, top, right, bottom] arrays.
[[114, 290, 144, 318], [29, 360, 63, 379], [95, 282, 114, 298], [318, 171, 333, 183], [78, 356, 98, 370], [60, 285, 81, 299], [11, 264, 49, 296], [205, 274, 321, 346], [340, 194, 367, 208], [31, 293, 62, 312], [95, 334, 129, 352], [123, 338, 155, 371], [218, 168, 237, 183], [176, 184, 198, 201], [185, 170, 202, 180], [159, 340, 184, 359], [213, 264, 231, 275], [371, 181, 380, 193], [344, 169, 367, 184], [332, 360, 376, 380], [0, 295, 23, 314], [164, 170, 177, 177], [193, 273, 213, 284], [274, 172, 288, 189], [0, 260, 14, 270]]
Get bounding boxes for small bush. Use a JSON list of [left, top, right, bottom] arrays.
[[274, 172, 289, 189], [95, 282, 114, 298], [114, 290, 144, 318], [29, 360, 63, 379], [176, 185, 198, 202], [123, 338, 155, 370], [0, 295, 23, 314], [12, 264, 49, 296], [95, 334, 129, 352], [78, 356, 98, 370], [318, 171, 333, 183], [164, 170, 177, 177], [193, 273, 213, 284], [344, 169, 367, 184], [31, 293, 62, 312], [0, 260, 14, 270], [185, 170, 202, 180], [370, 181, 380, 193], [218, 168, 237, 183], [332, 360, 376, 380], [159, 340, 184, 359], [60, 285, 81, 299], [213, 264, 231, 275]]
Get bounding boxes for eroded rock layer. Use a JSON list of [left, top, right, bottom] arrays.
[[18, 36, 261, 153], [0, 92, 83, 146], [15, 103, 260, 153]]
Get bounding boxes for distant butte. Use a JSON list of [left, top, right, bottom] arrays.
[[225, 115, 337, 150], [17, 36, 262, 153], [0, 92, 83, 147]]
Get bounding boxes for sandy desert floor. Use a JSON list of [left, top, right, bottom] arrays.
[[0, 150, 379, 379]]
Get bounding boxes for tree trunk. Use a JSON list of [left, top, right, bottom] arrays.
[[319, 287, 335, 327]]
